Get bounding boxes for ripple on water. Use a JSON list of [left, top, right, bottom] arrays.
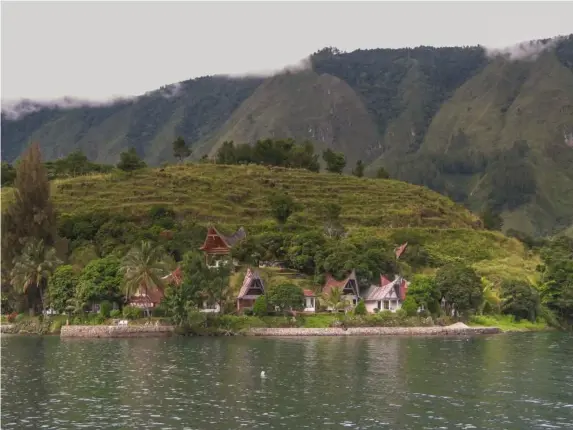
[[1, 333, 573, 429]]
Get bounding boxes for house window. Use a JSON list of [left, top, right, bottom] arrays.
[[383, 300, 390, 310], [377, 301, 381, 309], [353, 299, 357, 306]]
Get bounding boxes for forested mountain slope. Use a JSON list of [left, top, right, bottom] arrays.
[[2, 35, 573, 236]]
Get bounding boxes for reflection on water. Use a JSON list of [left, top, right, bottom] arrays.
[[1, 333, 573, 429]]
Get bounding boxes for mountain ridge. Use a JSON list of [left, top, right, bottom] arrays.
[[2, 35, 573, 237]]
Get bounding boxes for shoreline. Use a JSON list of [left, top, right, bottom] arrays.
[[55, 324, 501, 338]]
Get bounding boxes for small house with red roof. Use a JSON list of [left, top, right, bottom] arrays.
[[303, 289, 317, 312], [362, 275, 408, 313], [128, 267, 183, 309], [237, 267, 265, 311], [199, 225, 246, 269], [321, 269, 360, 311]]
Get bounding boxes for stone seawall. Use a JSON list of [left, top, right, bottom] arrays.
[[60, 325, 175, 338], [246, 326, 501, 336], [0, 324, 16, 334]]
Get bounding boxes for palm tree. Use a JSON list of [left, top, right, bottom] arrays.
[[322, 287, 351, 312], [120, 241, 171, 317], [10, 238, 62, 315], [479, 277, 501, 315]]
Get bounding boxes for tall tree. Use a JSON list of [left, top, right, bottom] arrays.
[[376, 167, 390, 179], [1, 143, 58, 280], [120, 241, 171, 315], [435, 264, 483, 317], [352, 160, 365, 177], [117, 148, 147, 172], [322, 149, 346, 174], [10, 238, 62, 314], [172, 136, 191, 163], [268, 192, 298, 224]]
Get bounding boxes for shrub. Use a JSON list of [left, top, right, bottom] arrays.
[[253, 295, 268, 317], [123, 306, 143, 320], [152, 307, 166, 317], [6, 312, 18, 323], [354, 299, 367, 316], [401, 296, 418, 316], [243, 308, 254, 316], [110, 309, 121, 318], [99, 301, 112, 318], [373, 308, 380, 314]]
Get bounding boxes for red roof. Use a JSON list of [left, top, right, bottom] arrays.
[[399, 279, 408, 301], [199, 226, 246, 254], [380, 275, 391, 286], [128, 267, 182, 307], [303, 289, 316, 297], [322, 270, 358, 295]]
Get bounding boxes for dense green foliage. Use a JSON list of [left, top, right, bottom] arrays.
[[117, 148, 147, 172], [435, 264, 483, 316], [265, 284, 305, 313], [215, 139, 320, 172], [500, 279, 540, 322], [48, 265, 78, 313], [253, 295, 268, 317], [322, 149, 346, 174], [538, 236, 573, 323], [354, 299, 367, 316]]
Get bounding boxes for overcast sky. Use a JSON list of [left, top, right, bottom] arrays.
[[2, 1, 572, 102]]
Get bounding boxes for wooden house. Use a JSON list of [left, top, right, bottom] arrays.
[[199, 225, 246, 268], [237, 268, 265, 311], [362, 275, 408, 313], [321, 269, 360, 311], [128, 267, 183, 309]]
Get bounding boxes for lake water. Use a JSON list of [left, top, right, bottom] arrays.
[[2, 332, 573, 429]]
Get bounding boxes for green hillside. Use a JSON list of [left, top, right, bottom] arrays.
[[3, 35, 573, 236], [201, 71, 380, 170], [0, 164, 539, 283]]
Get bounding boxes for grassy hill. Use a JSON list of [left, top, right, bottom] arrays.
[[1, 163, 478, 228], [3, 36, 573, 237], [0, 164, 539, 283]]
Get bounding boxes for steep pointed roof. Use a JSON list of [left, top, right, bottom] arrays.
[[200, 225, 247, 252], [363, 275, 409, 301], [322, 269, 359, 296], [237, 267, 265, 299], [380, 275, 392, 287]]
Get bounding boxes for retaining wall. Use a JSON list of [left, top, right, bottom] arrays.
[[246, 326, 501, 336], [0, 324, 16, 334], [60, 325, 175, 338]]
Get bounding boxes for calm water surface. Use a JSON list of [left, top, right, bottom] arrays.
[[2, 332, 573, 429]]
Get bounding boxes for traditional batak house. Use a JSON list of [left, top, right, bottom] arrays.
[[128, 267, 183, 309], [237, 267, 265, 311], [199, 225, 247, 269], [362, 275, 408, 313], [321, 269, 360, 311]]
